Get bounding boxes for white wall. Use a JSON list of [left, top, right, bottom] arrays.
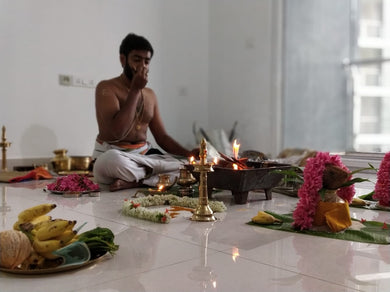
[[209, 0, 282, 155], [0, 0, 281, 163]]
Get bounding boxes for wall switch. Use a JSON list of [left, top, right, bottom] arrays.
[[59, 74, 73, 86], [58, 74, 95, 88]]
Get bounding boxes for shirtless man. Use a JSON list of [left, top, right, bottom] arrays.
[[92, 33, 198, 191]]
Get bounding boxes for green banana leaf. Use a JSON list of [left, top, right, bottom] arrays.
[[248, 211, 390, 245]]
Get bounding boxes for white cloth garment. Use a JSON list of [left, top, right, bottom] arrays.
[[92, 141, 185, 186], [92, 140, 151, 159]]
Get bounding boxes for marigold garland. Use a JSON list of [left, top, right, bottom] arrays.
[[292, 152, 355, 230], [122, 194, 227, 223], [373, 152, 390, 207]]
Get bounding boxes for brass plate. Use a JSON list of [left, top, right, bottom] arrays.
[[43, 187, 100, 196], [0, 253, 109, 275], [57, 170, 90, 175]]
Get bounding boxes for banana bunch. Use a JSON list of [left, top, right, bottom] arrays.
[[13, 203, 56, 230], [32, 219, 77, 259], [252, 211, 282, 225], [13, 203, 78, 264]]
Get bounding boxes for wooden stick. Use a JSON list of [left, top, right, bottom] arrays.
[[218, 151, 248, 169]]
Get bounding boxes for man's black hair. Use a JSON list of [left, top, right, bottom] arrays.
[[119, 33, 154, 57]]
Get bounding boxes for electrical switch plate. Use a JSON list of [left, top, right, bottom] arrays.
[[59, 74, 73, 86], [58, 74, 95, 88]]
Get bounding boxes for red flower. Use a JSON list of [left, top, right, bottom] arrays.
[[360, 218, 366, 223], [130, 201, 140, 208], [46, 174, 99, 192], [382, 222, 388, 230], [374, 152, 390, 207], [161, 216, 167, 223]]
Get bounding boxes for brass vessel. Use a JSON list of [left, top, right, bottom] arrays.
[[177, 168, 197, 196], [70, 156, 92, 171], [156, 174, 177, 190], [51, 149, 71, 172]]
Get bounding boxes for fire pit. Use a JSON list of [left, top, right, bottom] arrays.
[[186, 162, 291, 204]]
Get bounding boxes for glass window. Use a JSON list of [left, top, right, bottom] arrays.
[[352, 0, 390, 152]]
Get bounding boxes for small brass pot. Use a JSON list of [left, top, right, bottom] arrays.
[[70, 156, 92, 171], [156, 174, 177, 190], [177, 169, 197, 187], [51, 149, 71, 172]]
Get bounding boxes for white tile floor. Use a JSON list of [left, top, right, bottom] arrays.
[[0, 178, 390, 292]]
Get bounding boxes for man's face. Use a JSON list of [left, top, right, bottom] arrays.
[[123, 50, 151, 80]]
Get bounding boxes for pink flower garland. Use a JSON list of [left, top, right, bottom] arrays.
[[292, 152, 355, 230], [373, 152, 390, 207]]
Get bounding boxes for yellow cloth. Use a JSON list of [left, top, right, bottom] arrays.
[[313, 201, 352, 232]]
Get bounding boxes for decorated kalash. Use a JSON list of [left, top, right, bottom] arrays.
[[250, 151, 390, 245], [251, 151, 362, 231]]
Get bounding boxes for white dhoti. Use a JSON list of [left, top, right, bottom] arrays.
[[92, 141, 185, 187]]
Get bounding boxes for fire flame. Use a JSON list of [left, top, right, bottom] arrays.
[[213, 157, 219, 165], [232, 247, 240, 262], [158, 185, 164, 191], [233, 139, 240, 160], [189, 156, 195, 164], [232, 163, 238, 170]]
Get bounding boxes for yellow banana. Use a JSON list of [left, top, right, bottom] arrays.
[[31, 215, 52, 225], [18, 203, 56, 223], [33, 238, 64, 254], [35, 220, 76, 241], [13, 220, 23, 231], [350, 197, 367, 207], [252, 211, 282, 224], [54, 229, 77, 244], [33, 218, 64, 231], [13, 215, 51, 231], [67, 237, 79, 245], [20, 251, 46, 269]]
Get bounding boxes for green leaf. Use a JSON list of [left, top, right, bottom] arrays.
[[248, 212, 390, 245], [339, 177, 371, 188]]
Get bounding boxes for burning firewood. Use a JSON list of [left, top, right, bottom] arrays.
[[217, 152, 249, 169]]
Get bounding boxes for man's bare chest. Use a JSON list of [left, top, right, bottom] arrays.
[[117, 92, 154, 122]]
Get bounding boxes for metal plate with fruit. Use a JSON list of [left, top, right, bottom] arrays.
[[0, 203, 118, 274]]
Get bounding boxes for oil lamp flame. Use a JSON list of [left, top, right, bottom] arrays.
[[232, 247, 240, 262], [213, 157, 218, 165], [233, 139, 240, 160], [158, 185, 164, 191], [189, 156, 195, 164], [232, 163, 238, 170]]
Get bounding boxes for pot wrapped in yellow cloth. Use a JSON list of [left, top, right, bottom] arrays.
[[313, 201, 352, 232]]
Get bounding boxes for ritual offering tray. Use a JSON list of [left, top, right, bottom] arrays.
[[186, 161, 291, 204]]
